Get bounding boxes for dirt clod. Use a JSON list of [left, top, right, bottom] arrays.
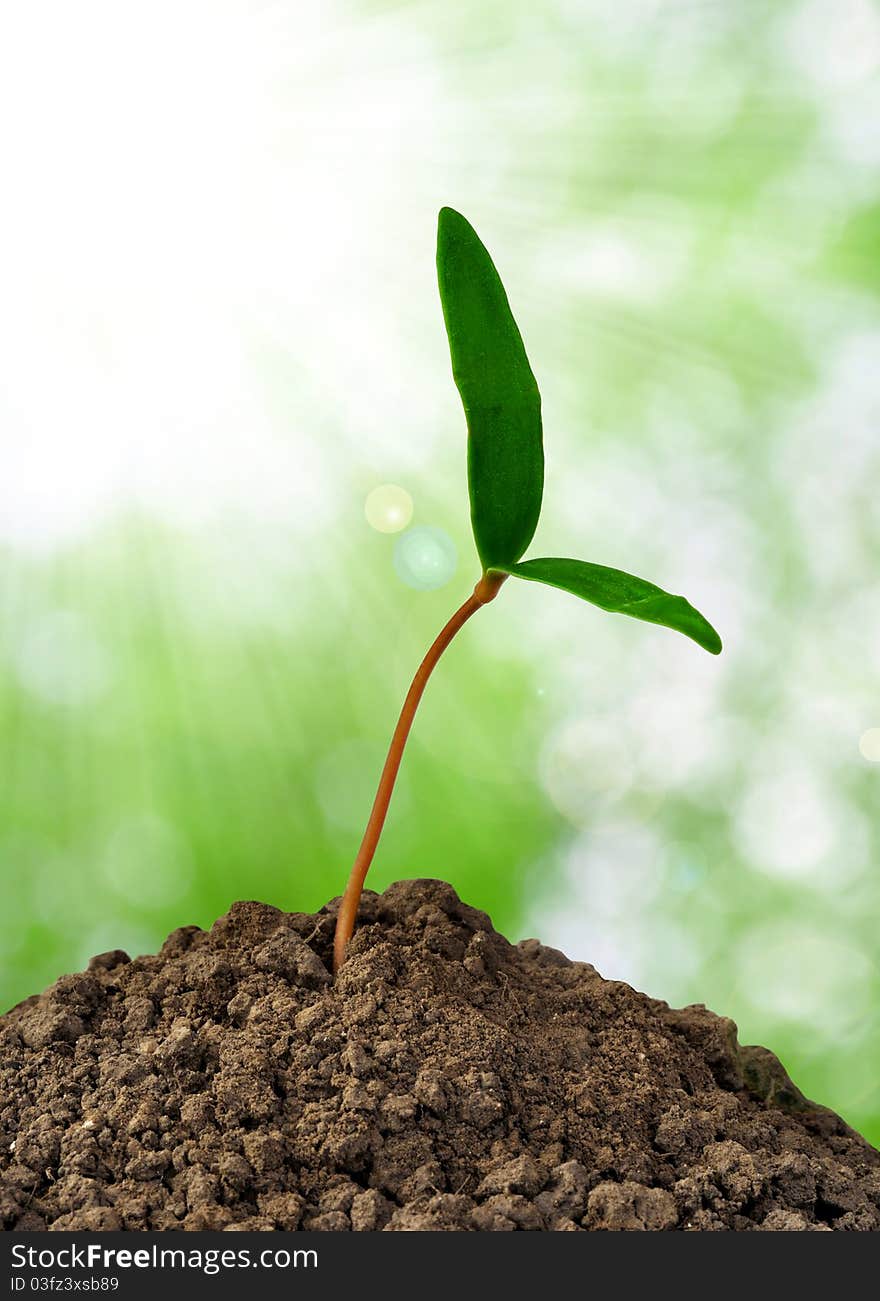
[[1, 879, 877, 1231]]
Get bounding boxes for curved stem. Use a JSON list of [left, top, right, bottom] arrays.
[[333, 571, 506, 974]]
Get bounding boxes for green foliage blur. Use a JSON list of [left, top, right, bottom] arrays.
[[1, 0, 878, 1146]]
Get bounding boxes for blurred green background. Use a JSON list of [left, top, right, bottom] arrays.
[[1, 0, 878, 1144]]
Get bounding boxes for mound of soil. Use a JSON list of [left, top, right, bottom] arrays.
[[1, 879, 878, 1232]]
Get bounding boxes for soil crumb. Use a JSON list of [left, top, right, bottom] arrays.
[[1, 880, 877, 1232]]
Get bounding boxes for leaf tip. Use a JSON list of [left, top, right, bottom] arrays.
[[694, 617, 723, 656], [436, 206, 470, 248]]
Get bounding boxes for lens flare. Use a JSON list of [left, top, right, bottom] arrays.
[[365, 484, 414, 534], [393, 527, 457, 591]]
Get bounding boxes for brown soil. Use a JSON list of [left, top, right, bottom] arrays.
[[1, 879, 878, 1232]]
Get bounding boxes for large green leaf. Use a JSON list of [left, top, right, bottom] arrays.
[[436, 207, 543, 570], [502, 557, 722, 654]]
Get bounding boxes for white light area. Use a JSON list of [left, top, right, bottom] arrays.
[[824, 330, 880, 423], [569, 0, 739, 73], [393, 526, 457, 591], [530, 911, 642, 988], [823, 81, 880, 167], [12, 610, 113, 706], [782, 668, 870, 753], [734, 751, 866, 886], [647, 367, 748, 447], [365, 485, 414, 535], [535, 213, 692, 304], [827, 593, 880, 692], [858, 728, 880, 762], [530, 822, 674, 985], [101, 814, 193, 908], [736, 921, 873, 1035], [314, 737, 410, 837], [626, 687, 724, 791], [772, 329, 880, 581], [566, 823, 662, 921], [864, 607, 880, 681], [646, 496, 757, 657], [555, 0, 663, 45], [503, 434, 746, 710], [736, 769, 832, 879], [782, 0, 880, 89], [553, 449, 669, 553], [0, 1, 450, 548], [480, 567, 621, 684], [539, 716, 637, 825]]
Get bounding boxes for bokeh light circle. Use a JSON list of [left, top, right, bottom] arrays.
[[393, 526, 457, 590], [364, 483, 413, 534], [858, 728, 880, 762]]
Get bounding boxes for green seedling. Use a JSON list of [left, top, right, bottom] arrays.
[[332, 207, 722, 973]]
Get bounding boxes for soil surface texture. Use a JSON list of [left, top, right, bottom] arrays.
[[1, 879, 878, 1232]]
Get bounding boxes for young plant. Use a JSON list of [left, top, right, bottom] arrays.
[[332, 207, 722, 973]]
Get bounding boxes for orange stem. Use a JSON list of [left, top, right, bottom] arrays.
[[333, 571, 506, 973]]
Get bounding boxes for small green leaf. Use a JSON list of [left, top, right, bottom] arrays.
[[501, 557, 722, 654], [436, 207, 543, 571]]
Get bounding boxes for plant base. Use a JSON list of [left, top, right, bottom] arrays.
[[1, 879, 877, 1231]]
